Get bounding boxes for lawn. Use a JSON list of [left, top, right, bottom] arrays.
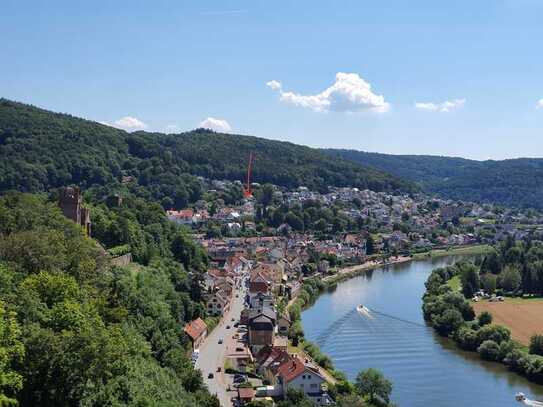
[[447, 276, 461, 292], [473, 298, 543, 345]]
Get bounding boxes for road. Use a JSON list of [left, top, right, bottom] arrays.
[[196, 283, 246, 407]]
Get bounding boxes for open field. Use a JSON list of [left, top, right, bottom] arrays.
[[412, 244, 492, 260], [473, 299, 543, 345]]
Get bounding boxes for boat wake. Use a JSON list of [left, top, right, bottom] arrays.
[[517, 393, 543, 406], [356, 304, 374, 319]]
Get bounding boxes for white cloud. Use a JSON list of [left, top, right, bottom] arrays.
[[266, 72, 389, 113], [537, 99, 543, 109], [415, 99, 465, 113], [198, 117, 232, 133], [98, 116, 147, 131], [108, 116, 147, 131]]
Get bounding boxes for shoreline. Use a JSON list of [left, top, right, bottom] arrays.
[[322, 244, 491, 286], [285, 245, 490, 390]]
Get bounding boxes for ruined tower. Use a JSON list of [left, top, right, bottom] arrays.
[[59, 186, 91, 236]]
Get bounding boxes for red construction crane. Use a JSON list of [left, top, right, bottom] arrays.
[[242, 152, 254, 198]]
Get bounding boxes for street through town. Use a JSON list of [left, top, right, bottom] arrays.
[[196, 283, 246, 407]]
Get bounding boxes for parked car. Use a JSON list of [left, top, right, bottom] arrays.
[[233, 375, 246, 383], [208, 373, 214, 379], [218, 338, 223, 344], [234, 322, 239, 328], [226, 325, 231, 329], [217, 367, 222, 372]]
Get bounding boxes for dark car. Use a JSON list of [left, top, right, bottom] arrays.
[[218, 338, 223, 344], [208, 373, 214, 379], [234, 322, 239, 328], [233, 375, 246, 383], [226, 325, 231, 329]]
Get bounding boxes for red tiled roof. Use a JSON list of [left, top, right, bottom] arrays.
[[276, 356, 306, 383], [237, 387, 255, 400], [167, 209, 194, 218], [183, 318, 207, 340]]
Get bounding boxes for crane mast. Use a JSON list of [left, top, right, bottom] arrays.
[[242, 152, 254, 198]]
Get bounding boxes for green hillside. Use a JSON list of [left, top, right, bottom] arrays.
[[0, 99, 416, 207], [324, 149, 543, 209]]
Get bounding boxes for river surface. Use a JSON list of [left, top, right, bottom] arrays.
[[301, 256, 543, 407]]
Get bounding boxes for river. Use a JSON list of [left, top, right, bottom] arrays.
[[301, 256, 543, 407]]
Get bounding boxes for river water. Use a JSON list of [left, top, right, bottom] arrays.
[[301, 256, 543, 407]]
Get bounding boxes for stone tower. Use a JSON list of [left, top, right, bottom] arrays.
[[59, 187, 91, 236]]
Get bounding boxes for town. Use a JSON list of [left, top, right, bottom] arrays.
[[172, 180, 543, 406]]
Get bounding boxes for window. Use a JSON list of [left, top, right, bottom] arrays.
[[302, 375, 306, 379], [310, 383, 318, 388]]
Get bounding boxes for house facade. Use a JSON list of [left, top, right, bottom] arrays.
[[183, 318, 208, 351]]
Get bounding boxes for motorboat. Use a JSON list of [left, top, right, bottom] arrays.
[[357, 304, 370, 313]]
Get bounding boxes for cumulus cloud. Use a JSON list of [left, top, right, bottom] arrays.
[[415, 99, 465, 113], [98, 116, 147, 131], [266, 73, 389, 113], [112, 116, 147, 131], [537, 99, 543, 109], [198, 117, 232, 133]]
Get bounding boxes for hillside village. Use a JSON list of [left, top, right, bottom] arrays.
[[174, 181, 543, 406], [168, 180, 543, 262]]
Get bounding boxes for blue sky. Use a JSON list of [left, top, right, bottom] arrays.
[[1, 0, 542, 160]]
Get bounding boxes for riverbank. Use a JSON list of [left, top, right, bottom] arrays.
[[301, 256, 543, 406], [422, 262, 543, 386], [412, 244, 492, 260], [284, 248, 488, 402], [322, 244, 491, 287]]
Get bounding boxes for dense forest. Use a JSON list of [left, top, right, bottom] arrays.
[[324, 149, 543, 209], [0, 192, 218, 406], [0, 99, 415, 209]]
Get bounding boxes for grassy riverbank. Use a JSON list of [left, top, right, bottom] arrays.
[[412, 244, 492, 260], [322, 244, 491, 287]]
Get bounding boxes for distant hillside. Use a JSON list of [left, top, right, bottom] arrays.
[[324, 149, 543, 209], [0, 99, 416, 207]]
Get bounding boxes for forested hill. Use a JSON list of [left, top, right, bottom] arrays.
[[0, 99, 416, 205], [324, 149, 543, 209]]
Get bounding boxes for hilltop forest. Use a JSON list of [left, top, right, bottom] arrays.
[[325, 149, 543, 209], [0, 99, 415, 210]]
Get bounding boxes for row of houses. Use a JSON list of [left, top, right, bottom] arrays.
[[237, 257, 332, 405]]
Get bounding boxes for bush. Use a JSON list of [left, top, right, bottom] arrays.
[[478, 340, 500, 361], [454, 326, 478, 351], [498, 340, 516, 362], [530, 334, 543, 356], [476, 325, 511, 347], [478, 311, 492, 326], [433, 308, 464, 336]]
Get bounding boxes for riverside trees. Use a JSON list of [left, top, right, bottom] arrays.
[[423, 240, 543, 385]]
